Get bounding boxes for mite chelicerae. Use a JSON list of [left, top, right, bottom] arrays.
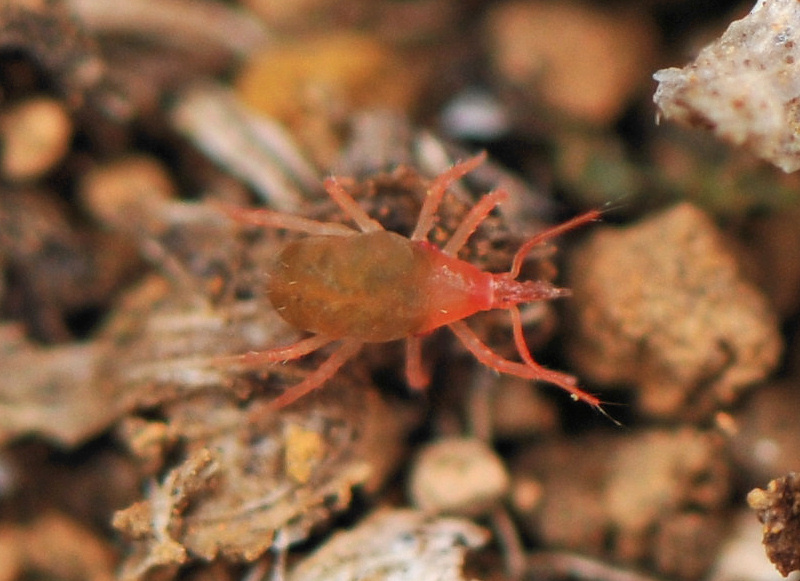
[[218, 153, 606, 415]]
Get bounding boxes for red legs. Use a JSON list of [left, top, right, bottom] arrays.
[[325, 152, 494, 240], [508, 305, 542, 370], [264, 339, 364, 410], [452, 312, 620, 423], [213, 334, 335, 368], [443, 189, 508, 256], [447, 320, 601, 407], [499, 210, 602, 375], [322, 177, 384, 233], [212, 335, 347, 409], [214, 175, 384, 410], [439, 197, 609, 414], [215, 202, 358, 237], [405, 335, 429, 389], [509, 209, 602, 278], [411, 152, 487, 241], [216, 171, 391, 237]]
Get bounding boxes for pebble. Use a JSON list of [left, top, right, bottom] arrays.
[[408, 437, 509, 515], [0, 97, 72, 182]]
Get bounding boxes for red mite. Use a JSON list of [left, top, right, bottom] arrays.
[[218, 153, 606, 415]]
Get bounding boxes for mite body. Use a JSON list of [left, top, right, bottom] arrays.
[[219, 153, 604, 413], [269, 230, 491, 343]]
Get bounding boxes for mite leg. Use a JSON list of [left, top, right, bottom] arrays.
[[266, 339, 364, 409], [411, 152, 487, 241], [212, 334, 335, 368], [405, 336, 430, 389], [508, 304, 556, 371], [442, 189, 508, 256], [214, 202, 358, 237], [447, 320, 602, 409], [509, 209, 602, 278], [322, 177, 384, 233]]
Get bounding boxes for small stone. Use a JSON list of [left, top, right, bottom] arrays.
[[491, 376, 558, 439], [284, 423, 324, 484], [485, 1, 656, 124], [707, 511, 795, 581], [79, 155, 177, 229], [510, 477, 543, 513], [0, 97, 72, 182], [288, 509, 488, 581], [235, 32, 423, 167], [567, 203, 782, 418], [235, 32, 420, 125], [653, 512, 727, 580], [408, 437, 509, 515], [513, 428, 729, 578], [605, 428, 730, 562], [730, 382, 800, 484]]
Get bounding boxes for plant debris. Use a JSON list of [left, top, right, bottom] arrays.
[[748, 473, 800, 577], [287, 508, 488, 581], [654, 0, 800, 173], [2, 1, 800, 580], [112, 389, 372, 580]]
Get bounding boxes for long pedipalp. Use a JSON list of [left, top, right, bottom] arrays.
[[509, 209, 602, 278]]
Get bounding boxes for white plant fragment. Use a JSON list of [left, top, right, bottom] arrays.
[[288, 509, 488, 581], [654, 0, 800, 172]]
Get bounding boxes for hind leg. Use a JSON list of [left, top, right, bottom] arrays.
[[322, 177, 384, 233], [265, 339, 364, 409], [214, 334, 335, 368], [215, 201, 358, 237]]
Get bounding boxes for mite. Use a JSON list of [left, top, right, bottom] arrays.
[[219, 153, 605, 413]]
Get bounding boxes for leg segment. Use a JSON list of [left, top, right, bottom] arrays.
[[411, 152, 487, 242], [508, 305, 540, 369], [323, 177, 384, 233], [265, 339, 364, 409], [213, 334, 335, 368], [447, 320, 602, 409], [215, 202, 357, 237], [510, 209, 602, 278], [442, 189, 508, 256], [405, 336, 429, 389]]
